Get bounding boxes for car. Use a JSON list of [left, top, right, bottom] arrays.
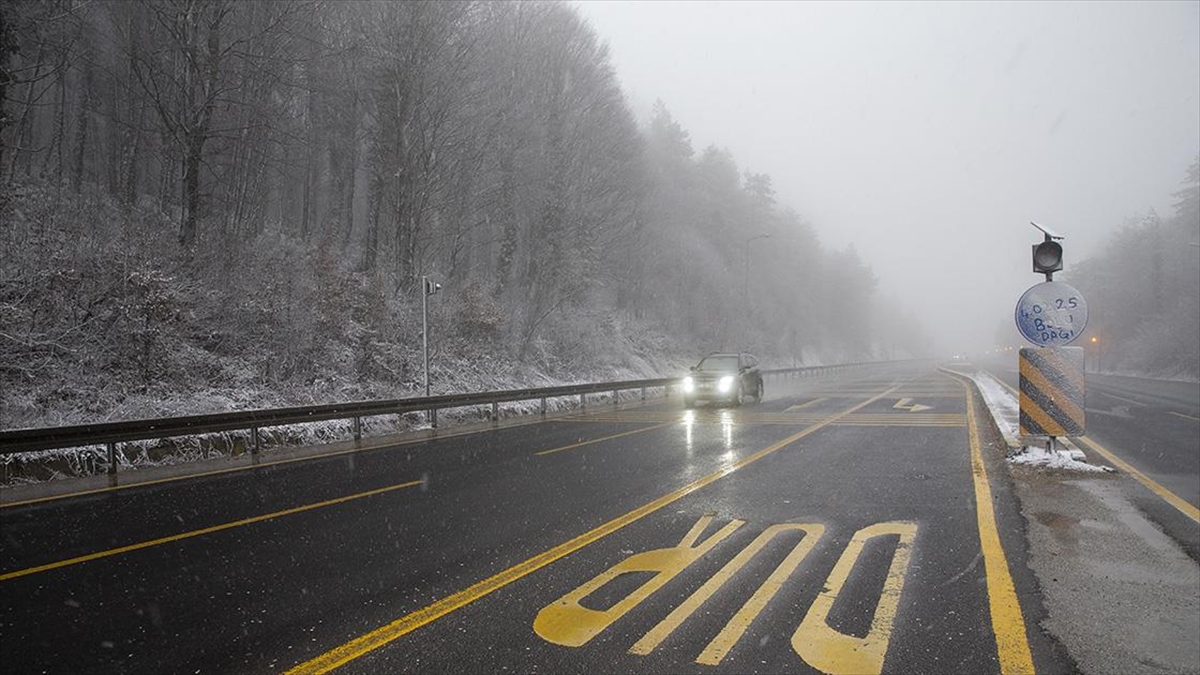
[[682, 352, 764, 408]]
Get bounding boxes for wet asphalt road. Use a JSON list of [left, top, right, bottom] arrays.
[[1, 362, 1075, 674]]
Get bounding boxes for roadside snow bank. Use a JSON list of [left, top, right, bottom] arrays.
[[1008, 444, 1110, 473]]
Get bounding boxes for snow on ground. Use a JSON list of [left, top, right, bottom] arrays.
[[1008, 444, 1110, 473]]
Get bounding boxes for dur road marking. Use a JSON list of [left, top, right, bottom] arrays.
[[956, 375, 1036, 675], [791, 521, 917, 674], [543, 517, 917, 673], [535, 514, 744, 646], [0, 479, 423, 582], [624, 522, 825, 660], [284, 386, 899, 675]]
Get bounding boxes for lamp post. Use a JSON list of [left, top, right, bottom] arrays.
[[744, 233, 771, 309]]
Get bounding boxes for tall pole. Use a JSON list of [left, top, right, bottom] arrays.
[[422, 275, 430, 397]]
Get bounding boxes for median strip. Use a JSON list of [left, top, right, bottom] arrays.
[[0, 479, 423, 582]]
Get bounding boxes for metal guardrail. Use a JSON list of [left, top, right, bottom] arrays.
[[0, 362, 870, 475]]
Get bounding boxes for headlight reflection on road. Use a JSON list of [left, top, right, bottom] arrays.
[[720, 410, 733, 454], [683, 409, 695, 454]]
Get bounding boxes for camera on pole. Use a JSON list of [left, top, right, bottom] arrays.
[[1030, 221, 1064, 280], [424, 278, 441, 296]]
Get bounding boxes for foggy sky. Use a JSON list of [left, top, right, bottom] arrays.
[[574, 0, 1200, 354]]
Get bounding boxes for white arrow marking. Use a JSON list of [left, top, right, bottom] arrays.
[[893, 398, 933, 412]]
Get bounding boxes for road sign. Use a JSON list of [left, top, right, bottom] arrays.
[[1014, 281, 1088, 347], [1019, 347, 1085, 438]]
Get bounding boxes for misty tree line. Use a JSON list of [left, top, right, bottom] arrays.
[[0, 0, 917, 425], [1066, 157, 1200, 379]]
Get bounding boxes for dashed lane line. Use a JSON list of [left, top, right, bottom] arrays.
[[0, 479, 423, 582]]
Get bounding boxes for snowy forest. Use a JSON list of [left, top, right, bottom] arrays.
[[1065, 157, 1200, 380], [1, 0, 929, 428]]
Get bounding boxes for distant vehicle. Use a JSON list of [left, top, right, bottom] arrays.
[[682, 352, 764, 408]]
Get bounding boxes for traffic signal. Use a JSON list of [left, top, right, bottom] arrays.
[[1032, 238, 1063, 275]]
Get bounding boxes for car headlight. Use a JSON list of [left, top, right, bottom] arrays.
[[718, 375, 734, 393], [683, 376, 694, 393]]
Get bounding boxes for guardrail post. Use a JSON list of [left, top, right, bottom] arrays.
[[491, 401, 499, 424], [252, 427, 260, 455], [540, 397, 547, 416], [430, 408, 438, 429], [580, 393, 586, 410], [640, 387, 646, 402], [612, 390, 618, 406], [107, 442, 117, 475], [353, 416, 361, 442]]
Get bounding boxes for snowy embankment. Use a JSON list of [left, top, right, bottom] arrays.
[[957, 368, 1109, 473]]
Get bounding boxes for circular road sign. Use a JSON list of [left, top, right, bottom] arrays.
[[1015, 281, 1088, 347]]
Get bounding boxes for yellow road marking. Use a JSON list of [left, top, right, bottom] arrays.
[[535, 515, 744, 646], [284, 387, 899, 675], [785, 397, 827, 411], [791, 521, 917, 675], [0, 479, 423, 582], [956, 376, 1035, 675], [1168, 411, 1199, 422], [1075, 436, 1199, 523], [535, 424, 670, 456], [991, 374, 1199, 523], [692, 524, 824, 665]]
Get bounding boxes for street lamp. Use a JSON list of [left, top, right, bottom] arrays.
[[744, 233, 771, 309]]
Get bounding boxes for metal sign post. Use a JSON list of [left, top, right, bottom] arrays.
[[1015, 222, 1088, 450]]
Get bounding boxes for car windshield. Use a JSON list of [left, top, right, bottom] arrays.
[[696, 355, 739, 371]]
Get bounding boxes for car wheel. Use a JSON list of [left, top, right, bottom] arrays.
[[755, 380, 764, 402], [734, 383, 744, 407]]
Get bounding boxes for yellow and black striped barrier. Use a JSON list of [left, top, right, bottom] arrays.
[[1019, 347, 1085, 437]]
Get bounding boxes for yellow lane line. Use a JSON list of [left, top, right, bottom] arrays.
[[535, 424, 671, 456], [0, 479, 423, 582], [957, 375, 1036, 675], [284, 386, 900, 675], [785, 397, 827, 411], [991, 375, 1199, 523], [1074, 436, 1199, 523], [1169, 411, 1200, 422]]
